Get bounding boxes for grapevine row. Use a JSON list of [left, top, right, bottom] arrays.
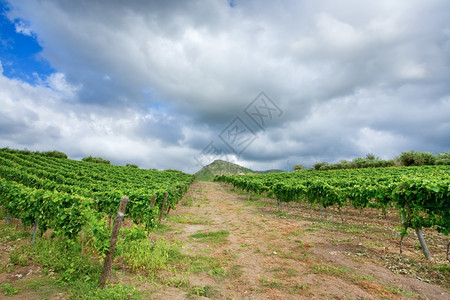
[[215, 166, 450, 259], [0, 149, 194, 239]]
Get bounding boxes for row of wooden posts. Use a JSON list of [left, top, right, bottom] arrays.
[[99, 191, 171, 288]]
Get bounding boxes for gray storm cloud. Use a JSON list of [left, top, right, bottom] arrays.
[[1, 0, 449, 172]]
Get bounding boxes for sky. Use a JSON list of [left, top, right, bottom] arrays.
[[0, 0, 449, 173]]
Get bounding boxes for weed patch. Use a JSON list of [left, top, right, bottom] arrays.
[[189, 285, 218, 297], [1, 282, 19, 296], [189, 230, 229, 244]]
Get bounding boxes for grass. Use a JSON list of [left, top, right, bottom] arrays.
[[228, 264, 244, 279], [0, 223, 31, 242], [275, 211, 290, 218], [1, 283, 19, 297], [189, 285, 218, 298], [287, 230, 303, 237], [0, 223, 185, 299], [332, 238, 352, 245], [259, 277, 283, 290], [310, 263, 351, 277], [10, 277, 62, 299], [308, 263, 416, 298], [166, 214, 211, 225], [69, 281, 144, 299], [189, 230, 229, 244], [182, 196, 195, 207], [159, 273, 189, 288], [245, 199, 272, 208], [386, 285, 419, 297], [286, 268, 298, 277], [188, 255, 227, 277], [151, 223, 172, 234], [291, 283, 310, 294], [271, 267, 299, 280]]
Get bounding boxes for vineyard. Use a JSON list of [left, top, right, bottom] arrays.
[[215, 166, 450, 260], [0, 149, 193, 237], [0, 149, 449, 298]]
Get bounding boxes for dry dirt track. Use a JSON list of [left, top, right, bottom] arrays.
[[151, 181, 449, 299]]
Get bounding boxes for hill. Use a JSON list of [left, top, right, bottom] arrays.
[[194, 160, 285, 181], [194, 160, 254, 181]]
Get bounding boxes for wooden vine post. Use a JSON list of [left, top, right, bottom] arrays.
[[405, 203, 431, 260], [149, 194, 157, 208], [32, 220, 38, 244], [158, 192, 168, 223], [415, 227, 431, 260], [99, 196, 129, 288]]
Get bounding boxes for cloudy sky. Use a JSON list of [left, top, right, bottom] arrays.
[[0, 0, 449, 173]]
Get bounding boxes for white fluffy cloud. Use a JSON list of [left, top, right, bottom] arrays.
[[0, 62, 200, 171], [1, 0, 449, 172]]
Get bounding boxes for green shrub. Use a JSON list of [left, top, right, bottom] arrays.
[[313, 162, 328, 170], [293, 164, 307, 172], [40, 151, 68, 159], [0, 148, 67, 158], [436, 151, 450, 165], [399, 151, 436, 166], [82, 156, 110, 164]]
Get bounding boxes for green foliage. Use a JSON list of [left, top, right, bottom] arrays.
[[314, 162, 328, 170], [9, 238, 101, 283], [0, 223, 30, 242], [0, 148, 67, 159], [40, 150, 68, 159], [365, 153, 376, 160], [189, 285, 217, 297], [126, 163, 139, 168], [69, 281, 141, 300], [0, 148, 193, 239], [1, 283, 19, 296], [436, 150, 450, 165], [311, 150, 448, 170], [9, 248, 30, 266], [310, 264, 350, 277], [399, 151, 436, 166], [0, 147, 33, 155], [82, 156, 111, 164], [293, 164, 307, 172], [216, 165, 450, 246], [82, 211, 110, 256], [121, 238, 177, 273], [120, 224, 148, 243], [315, 153, 395, 170], [189, 230, 229, 243], [164, 169, 183, 173]]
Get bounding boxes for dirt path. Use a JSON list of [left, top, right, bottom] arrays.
[[151, 181, 449, 299]]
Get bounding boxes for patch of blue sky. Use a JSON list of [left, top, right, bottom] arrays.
[[141, 87, 172, 110], [0, 3, 54, 84]]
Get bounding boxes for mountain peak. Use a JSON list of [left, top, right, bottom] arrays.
[[194, 160, 285, 181], [194, 160, 253, 181]]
